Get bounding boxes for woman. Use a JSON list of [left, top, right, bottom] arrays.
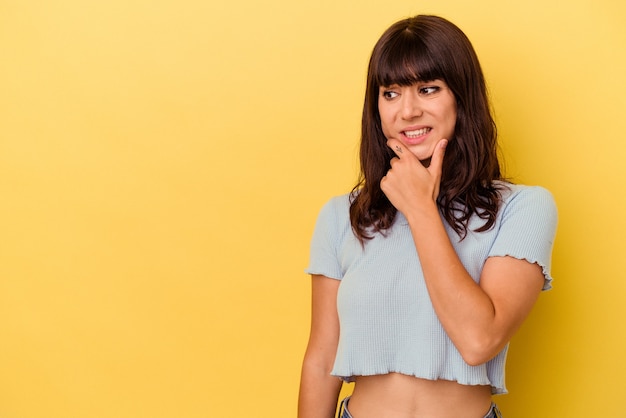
[[298, 15, 557, 418]]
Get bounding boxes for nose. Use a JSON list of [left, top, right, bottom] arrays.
[[401, 92, 422, 120]]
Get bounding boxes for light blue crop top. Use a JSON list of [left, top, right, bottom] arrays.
[[305, 183, 558, 394]]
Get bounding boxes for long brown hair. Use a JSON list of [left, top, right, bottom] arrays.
[[350, 15, 504, 243]]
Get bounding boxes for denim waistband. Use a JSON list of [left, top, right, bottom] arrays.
[[337, 396, 502, 418]]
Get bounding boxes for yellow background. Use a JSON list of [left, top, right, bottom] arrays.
[[1, 0, 624, 416]]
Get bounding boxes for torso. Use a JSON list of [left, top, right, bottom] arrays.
[[305, 184, 557, 410], [348, 373, 492, 418], [328, 191, 511, 392]]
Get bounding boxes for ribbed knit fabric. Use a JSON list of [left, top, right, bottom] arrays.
[[305, 183, 558, 395]]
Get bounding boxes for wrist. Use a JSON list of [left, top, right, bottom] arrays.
[[404, 200, 441, 227]]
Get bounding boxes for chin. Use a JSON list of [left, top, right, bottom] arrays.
[[411, 149, 434, 163], [418, 157, 433, 167]]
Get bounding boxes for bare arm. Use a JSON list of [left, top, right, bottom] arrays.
[[298, 275, 343, 418], [381, 138, 545, 366], [405, 204, 543, 365]]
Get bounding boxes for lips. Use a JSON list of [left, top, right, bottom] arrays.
[[403, 127, 431, 138]]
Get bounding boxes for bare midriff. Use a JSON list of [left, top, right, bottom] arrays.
[[348, 373, 493, 418]]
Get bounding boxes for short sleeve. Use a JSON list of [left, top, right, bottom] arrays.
[[488, 186, 558, 290], [304, 197, 345, 280]]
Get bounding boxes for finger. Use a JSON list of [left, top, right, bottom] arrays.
[[428, 139, 448, 179], [386, 138, 405, 158], [380, 174, 388, 191]]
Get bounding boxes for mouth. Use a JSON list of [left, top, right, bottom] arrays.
[[403, 127, 432, 138]]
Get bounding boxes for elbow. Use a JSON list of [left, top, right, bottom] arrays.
[[458, 337, 504, 367], [461, 351, 491, 367]]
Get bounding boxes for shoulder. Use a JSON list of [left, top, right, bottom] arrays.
[[311, 192, 353, 237], [307, 193, 355, 275], [498, 182, 556, 209], [496, 182, 558, 226], [316, 192, 352, 221], [323, 192, 352, 210], [488, 182, 558, 290]]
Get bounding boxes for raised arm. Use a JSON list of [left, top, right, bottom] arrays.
[[404, 210, 544, 365], [381, 138, 548, 365]]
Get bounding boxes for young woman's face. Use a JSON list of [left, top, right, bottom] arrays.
[[378, 80, 457, 162]]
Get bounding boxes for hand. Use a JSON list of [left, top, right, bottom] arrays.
[[380, 138, 448, 215]]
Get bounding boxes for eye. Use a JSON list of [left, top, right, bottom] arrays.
[[419, 86, 440, 95], [381, 90, 399, 100]]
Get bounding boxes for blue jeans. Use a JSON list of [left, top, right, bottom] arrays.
[[337, 396, 502, 418]]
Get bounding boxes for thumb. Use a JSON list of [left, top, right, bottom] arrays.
[[429, 139, 448, 177]]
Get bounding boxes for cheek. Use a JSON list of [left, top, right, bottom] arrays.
[[445, 108, 458, 134], [380, 123, 391, 139], [378, 110, 392, 135], [439, 94, 458, 131], [449, 113, 457, 130]]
